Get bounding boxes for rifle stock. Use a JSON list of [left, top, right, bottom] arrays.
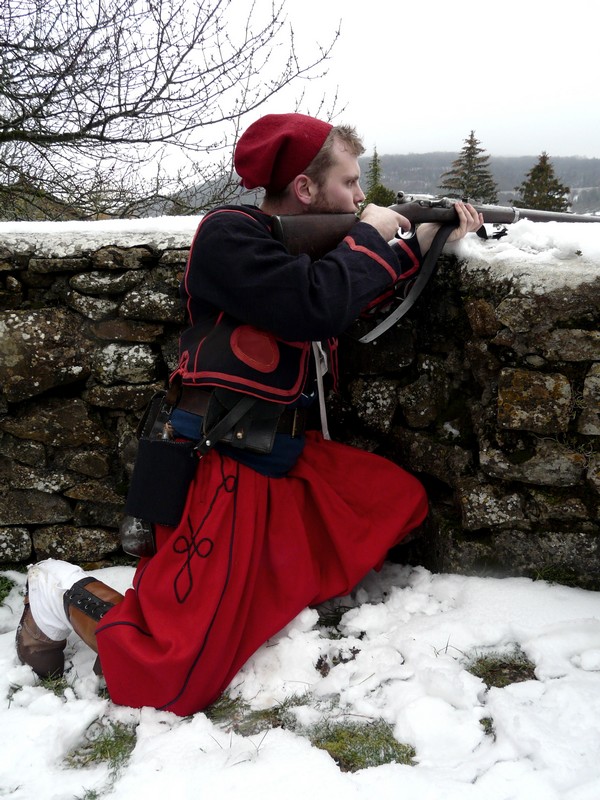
[[272, 192, 600, 259]]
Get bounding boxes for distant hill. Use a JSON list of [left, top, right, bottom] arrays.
[[361, 153, 600, 213]]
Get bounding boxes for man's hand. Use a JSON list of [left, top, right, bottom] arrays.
[[359, 203, 411, 243], [445, 202, 484, 242], [417, 202, 484, 253]]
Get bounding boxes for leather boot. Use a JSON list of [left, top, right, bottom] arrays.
[[63, 577, 124, 673], [15, 592, 67, 679]]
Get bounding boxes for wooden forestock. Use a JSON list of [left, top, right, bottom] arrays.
[[272, 200, 600, 260]]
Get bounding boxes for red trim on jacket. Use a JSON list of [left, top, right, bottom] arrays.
[[343, 236, 398, 281], [394, 238, 421, 277], [182, 209, 264, 326]]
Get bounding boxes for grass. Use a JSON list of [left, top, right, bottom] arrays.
[[206, 692, 312, 737], [205, 692, 415, 771], [0, 574, 16, 604], [533, 564, 582, 588], [63, 720, 138, 800], [308, 719, 416, 771], [464, 647, 538, 743], [65, 720, 137, 774], [40, 675, 70, 697], [63, 721, 137, 800], [465, 646, 537, 689], [69, 699, 416, 777]]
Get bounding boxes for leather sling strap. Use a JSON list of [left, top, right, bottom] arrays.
[[195, 395, 257, 455], [358, 223, 455, 343]]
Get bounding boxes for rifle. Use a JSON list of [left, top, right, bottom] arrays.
[[272, 192, 600, 343], [273, 191, 600, 260]]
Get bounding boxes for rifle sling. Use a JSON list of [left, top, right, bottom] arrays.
[[357, 223, 455, 344]]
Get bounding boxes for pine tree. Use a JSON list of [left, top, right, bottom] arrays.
[[364, 148, 396, 206], [513, 152, 571, 211], [439, 131, 498, 203]]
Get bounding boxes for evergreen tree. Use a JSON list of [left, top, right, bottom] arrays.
[[439, 131, 498, 203], [513, 152, 571, 211], [364, 148, 396, 206]]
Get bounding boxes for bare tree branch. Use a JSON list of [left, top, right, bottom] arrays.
[[0, 0, 341, 218]]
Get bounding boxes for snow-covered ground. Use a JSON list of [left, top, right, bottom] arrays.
[[2, 563, 600, 799]]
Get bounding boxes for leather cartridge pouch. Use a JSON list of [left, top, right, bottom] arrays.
[[203, 388, 285, 454], [124, 391, 198, 529]]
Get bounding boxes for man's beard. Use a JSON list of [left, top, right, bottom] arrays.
[[310, 188, 355, 214]]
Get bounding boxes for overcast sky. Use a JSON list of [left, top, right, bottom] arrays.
[[259, 0, 599, 159]]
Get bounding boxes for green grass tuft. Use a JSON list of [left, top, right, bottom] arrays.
[[533, 564, 581, 588], [205, 692, 311, 736], [205, 693, 251, 728], [206, 692, 415, 771], [40, 675, 70, 697], [65, 721, 137, 774], [466, 647, 536, 689], [308, 719, 416, 772], [0, 574, 16, 604]]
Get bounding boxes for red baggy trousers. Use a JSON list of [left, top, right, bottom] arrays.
[[96, 432, 427, 716]]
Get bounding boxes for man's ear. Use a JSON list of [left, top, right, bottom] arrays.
[[291, 174, 316, 208]]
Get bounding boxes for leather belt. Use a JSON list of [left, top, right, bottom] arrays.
[[175, 388, 307, 437], [176, 388, 212, 416]]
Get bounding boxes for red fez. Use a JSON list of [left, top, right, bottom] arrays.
[[234, 113, 333, 192]]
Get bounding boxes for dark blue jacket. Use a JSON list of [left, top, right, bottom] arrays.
[[174, 205, 422, 404]]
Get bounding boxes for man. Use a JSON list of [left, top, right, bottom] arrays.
[[16, 113, 482, 715]]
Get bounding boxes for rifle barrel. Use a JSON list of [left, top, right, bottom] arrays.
[[273, 198, 600, 259], [503, 207, 600, 224], [391, 202, 600, 226]]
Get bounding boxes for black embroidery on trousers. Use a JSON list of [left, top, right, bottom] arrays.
[[172, 455, 237, 604], [159, 455, 241, 711]]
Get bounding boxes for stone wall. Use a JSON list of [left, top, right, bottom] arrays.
[[0, 220, 598, 588]]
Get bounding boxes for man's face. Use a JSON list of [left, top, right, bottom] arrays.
[[310, 138, 365, 214]]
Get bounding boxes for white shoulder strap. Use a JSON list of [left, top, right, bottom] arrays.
[[311, 342, 331, 440]]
